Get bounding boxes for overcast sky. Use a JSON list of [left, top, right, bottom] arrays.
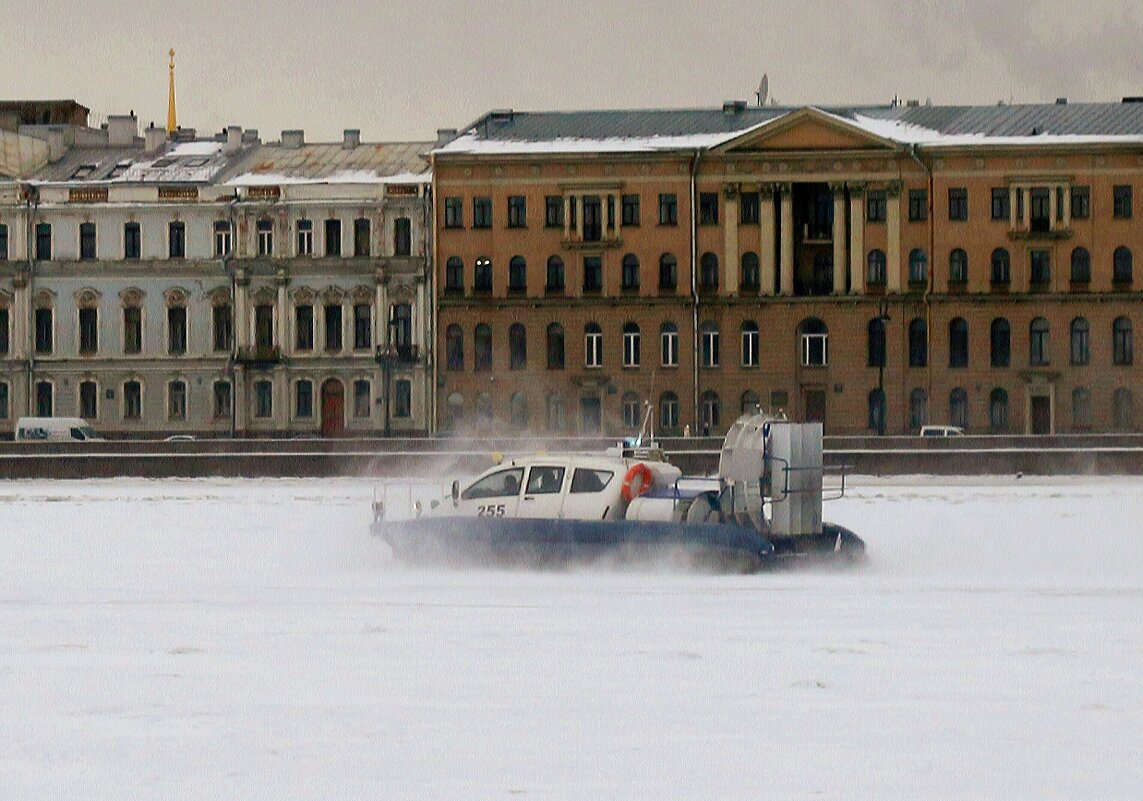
[[4, 0, 1142, 143]]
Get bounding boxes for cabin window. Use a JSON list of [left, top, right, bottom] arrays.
[[462, 468, 525, 500], [569, 468, 614, 494], [525, 466, 565, 495]]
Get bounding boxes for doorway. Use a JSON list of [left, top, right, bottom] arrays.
[[321, 379, 345, 436], [803, 389, 826, 426], [1030, 395, 1052, 435], [580, 397, 601, 433]]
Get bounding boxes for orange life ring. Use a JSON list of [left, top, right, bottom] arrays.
[[621, 462, 654, 502]]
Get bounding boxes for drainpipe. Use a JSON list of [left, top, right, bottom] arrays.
[[908, 144, 935, 423], [23, 184, 37, 416], [426, 163, 437, 436], [225, 194, 239, 438], [689, 148, 701, 433]]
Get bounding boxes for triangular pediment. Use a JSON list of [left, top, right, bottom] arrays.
[[717, 108, 902, 154]]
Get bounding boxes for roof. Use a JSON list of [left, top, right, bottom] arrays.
[[224, 141, 432, 187], [29, 139, 248, 185]]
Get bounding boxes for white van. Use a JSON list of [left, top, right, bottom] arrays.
[[15, 417, 103, 442]]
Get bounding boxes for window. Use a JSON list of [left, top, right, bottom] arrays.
[[35, 381, 53, 416], [868, 389, 886, 433], [35, 306, 53, 354], [296, 219, 313, 255], [990, 388, 1009, 432], [618, 253, 640, 291], [545, 394, 566, 430], [990, 318, 1011, 368], [700, 391, 720, 432], [1113, 317, 1134, 366], [659, 392, 679, 430], [1113, 185, 1132, 219], [214, 381, 232, 419], [123, 306, 142, 354], [474, 257, 492, 292], [124, 222, 141, 259], [867, 250, 887, 286], [949, 249, 968, 284], [295, 380, 313, 418], [474, 323, 492, 371], [622, 393, 642, 428], [509, 323, 527, 370], [908, 249, 928, 284], [991, 248, 1011, 284], [1030, 318, 1050, 366], [1070, 317, 1090, 365], [123, 380, 142, 420], [866, 191, 887, 223], [80, 222, 97, 260], [909, 388, 928, 431], [324, 304, 342, 351], [949, 318, 968, 368], [78, 380, 96, 419], [583, 256, 602, 293], [907, 318, 928, 367], [393, 217, 411, 256], [254, 304, 274, 350], [507, 195, 527, 228], [476, 393, 493, 426], [659, 253, 678, 291], [354, 217, 371, 256], [800, 318, 828, 367], [508, 256, 527, 293], [546, 323, 564, 369], [508, 392, 528, 427], [325, 218, 342, 257], [700, 252, 719, 292], [1030, 188, 1051, 231], [545, 255, 565, 292], [79, 307, 98, 355], [1030, 249, 1051, 285], [1072, 387, 1092, 429], [622, 322, 640, 367], [35, 222, 51, 260], [473, 196, 492, 228], [908, 189, 927, 222], [659, 193, 678, 226], [168, 306, 186, 355], [868, 317, 886, 367], [354, 304, 371, 350], [209, 303, 232, 352], [585, 323, 602, 367], [254, 380, 273, 418], [1071, 186, 1090, 220], [353, 379, 370, 418], [1114, 388, 1134, 430], [740, 252, 760, 291], [741, 321, 759, 367], [1071, 247, 1091, 283], [949, 388, 968, 429], [991, 188, 1010, 221], [0, 223, 7, 259], [567, 467, 613, 494], [0, 308, 7, 355], [444, 197, 463, 229], [445, 324, 464, 371], [700, 321, 720, 368], [168, 221, 185, 259], [948, 187, 968, 221], [699, 192, 718, 225], [168, 380, 187, 421], [739, 192, 760, 224], [394, 380, 412, 419], [661, 322, 679, 367], [214, 221, 232, 256], [445, 256, 464, 293], [256, 219, 273, 256], [1114, 247, 1133, 283], [295, 305, 314, 350], [544, 196, 563, 228]]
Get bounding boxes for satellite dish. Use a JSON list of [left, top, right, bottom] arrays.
[[756, 74, 769, 107]]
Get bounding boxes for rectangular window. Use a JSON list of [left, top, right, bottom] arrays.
[[507, 195, 527, 228], [168, 221, 185, 258], [255, 305, 274, 350], [473, 197, 492, 228], [1071, 186, 1090, 220], [394, 379, 412, 418], [661, 329, 678, 367], [1114, 185, 1132, 219], [123, 307, 142, 354], [35, 307, 53, 354], [948, 188, 968, 221], [583, 256, 602, 293], [866, 191, 887, 223], [801, 333, 828, 367], [35, 381, 53, 417], [79, 380, 97, 419], [295, 380, 313, 418], [393, 217, 411, 256], [622, 194, 640, 226], [168, 381, 187, 421], [297, 219, 313, 255], [354, 304, 372, 349], [78, 307, 98, 354], [659, 193, 678, 226], [1030, 188, 1051, 232], [908, 189, 928, 222], [739, 192, 760, 225], [1030, 249, 1051, 285], [0, 223, 7, 260], [295, 305, 314, 350], [257, 219, 273, 256], [213, 305, 233, 352], [35, 223, 51, 260], [324, 304, 342, 351], [0, 307, 8, 355], [124, 222, 141, 259], [213, 381, 232, 419], [80, 222, 97, 260], [353, 379, 371, 418], [585, 330, 602, 368], [254, 381, 273, 418], [354, 217, 371, 256], [0, 381, 7, 420], [699, 192, 719, 225], [545, 196, 564, 228], [325, 218, 342, 256], [123, 382, 142, 420], [167, 306, 187, 355], [214, 221, 232, 256], [444, 197, 464, 229], [991, 188, 1010, 221]]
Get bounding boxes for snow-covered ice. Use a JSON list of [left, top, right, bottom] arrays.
[[1, 475, 1140, 800]]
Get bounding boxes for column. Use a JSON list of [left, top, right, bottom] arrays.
[[1009, 186, 1019, 232], [414, 279, 425, 348], [831, 183, 846, 294], [1062, 185, 1072, 229], [779, 183, 794, 296], [849, 186, 865, 295], [614, 193, 622, 238], [575, 194, 584, 240], [563, 195, 571, 240], [723, 187, 739, 294], [1023, 188, 1032, 230], [759, 184, 776, 296], [1049, 185, 1058, 232], [374, 272, 385, 350], [378, 277, 390, 348], [886, 182, 902, 294], [234, 271, 250, 349], [12, 270, 28, 360], [275, 269, 288, 353]]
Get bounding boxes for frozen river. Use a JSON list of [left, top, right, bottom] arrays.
[[1, 475, 1140, 800]]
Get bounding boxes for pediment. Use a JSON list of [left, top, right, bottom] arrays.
[[718, 108, 901, 154]]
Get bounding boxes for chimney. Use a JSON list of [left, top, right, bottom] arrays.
[[144, 124, 166, 153], [243, 129, 260, 144], [723, 100, 748, 115], [436, 128, 459, 147], [342, 129, 361, 149], [906, 99, 920, 107], [281, 129, 305, 148], [226, 125, 242, 153], [107, 113, 138, 146]]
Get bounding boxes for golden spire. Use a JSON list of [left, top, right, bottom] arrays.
[[166, 48, 177, 134]]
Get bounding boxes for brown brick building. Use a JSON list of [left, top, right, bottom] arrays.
[[431, 102, 1143, 436]]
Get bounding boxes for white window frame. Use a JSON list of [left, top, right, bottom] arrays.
[[701, 327, 720, 368], [297, 219, 314, 256], [742, 325, 759, 367], [622, 328, 640, 368], [801, 333, 828, 367], [585, 330, 603, 368], [661, 328, 679, 367]]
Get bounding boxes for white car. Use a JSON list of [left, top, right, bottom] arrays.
[[919, 425, 964, 437]]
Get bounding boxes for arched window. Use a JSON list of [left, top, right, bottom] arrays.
[[1072, 387, 1092, 429], [509, 323, 527, 370], [868, 317, 886, 367], [659, 253, 678, 290], [546, 255, 565, 292], [1070, 247, 1091, 283], [991, 318, 1011, 367], [909, 248, 928, 284], [868, 389, 886, 434], [1114, 388, 1134, 430], [445, 392, 464, 430], [621, 253, 640, 291], [474, 257, 492, 292], [474, 323, 492, 371], [445, 256, 464, 292], [508, 256, 527, 293], [909, 388, 928, 431], [475, 392, 493, 425], [740, 252, 760, 291], [949, 318, 968, 368], [908, 318, 927, 367], [622, 392, 642, 428], [741, 320, 759, 367], [1114, 246, 1133, 284], [949, 248, 968, 284], [700, 252, 719, 292], [989, 388, 1009, 432], [622, 322, 640, 367], [1113, 317, 1134, 365], [991, 248, 1011, 284], [1030, 318, 1050, 366], [799, 317, 828, 367], [741, 390, 760, 415], [867, 249, 887, 286], [700, 321, 720, 368], [546, 323, 565, 369], [659, 391, 680, 431], [1070, 317, 1090, 365], [546, 394, 567, 431], [445, 323, 464, 371], [949, 387, 968, 429], [660, 322, 679, 367], [584, 322, 602, 367], [510, 392, 528, 427], [700, 390, 720, 433]]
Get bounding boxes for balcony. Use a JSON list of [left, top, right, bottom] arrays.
[[376, 344, 420, 366], [235, 346, 282, 367]]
